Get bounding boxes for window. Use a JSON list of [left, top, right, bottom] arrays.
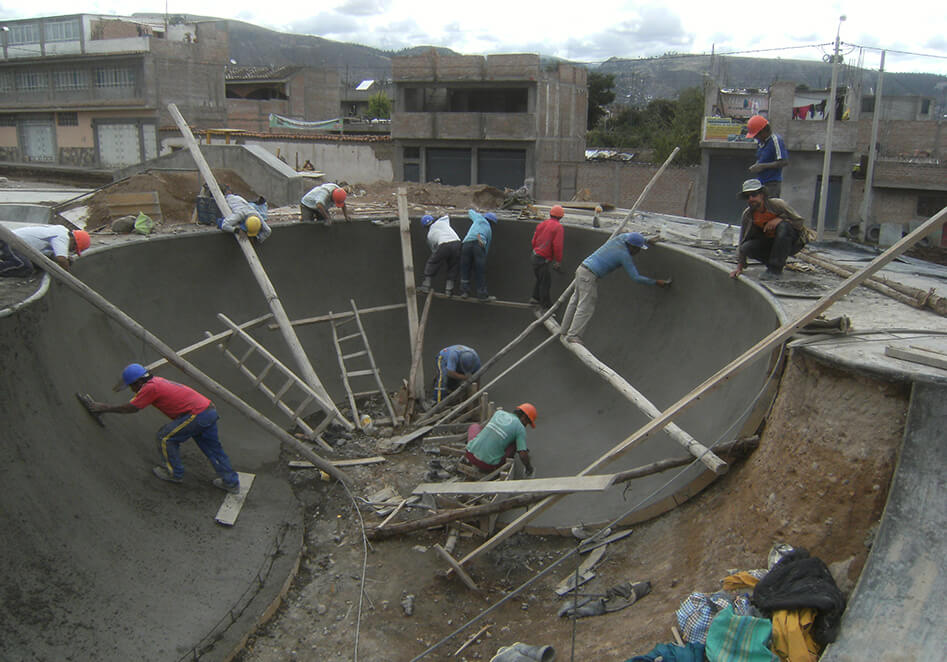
[[45, 19, 81, 42], [53, 70, 89, 90], [917, 193, 947, 218], [0, 115, 16, 127], [404, 146, 420, 159], [920, 99, 931, 115], [0, 72, 13, 92], [16, 71, 49, 91], [57, 112, 79, 126], [94, 67, 135, 88], [9, 23, 40, 46]]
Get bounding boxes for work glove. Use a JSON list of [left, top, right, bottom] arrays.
[[656, 278, 672, 288]]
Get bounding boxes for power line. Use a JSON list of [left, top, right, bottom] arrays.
[[842, 41, 947, 61]]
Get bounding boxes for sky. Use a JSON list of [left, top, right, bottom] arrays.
[[2, 0, 946, 76]]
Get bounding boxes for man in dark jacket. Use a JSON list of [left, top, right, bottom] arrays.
[[729, 179, 807, 281]]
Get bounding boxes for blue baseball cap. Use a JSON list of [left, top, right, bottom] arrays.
[[624, 232, 648, 249]]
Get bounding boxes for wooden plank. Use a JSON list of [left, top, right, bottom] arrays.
[[288, 456, 386, 469], [434, 543, 479, 591], [413, 474, 616, 496], [280, 303, 407, 329], [885, 344, 947, 371], [398, 188, 423, 396], [381, 424, 433, 453], [428, 292, 534, 309], [214, 472, 255, 526], [578, 528, 633, 553], [555, 546, 606, 595]]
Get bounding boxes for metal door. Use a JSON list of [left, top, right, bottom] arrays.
[[477, 149, 526, 189], [705, 152, 753, 222], [21, 121, 55, 162], [426, 148, 471, 186], [812, 175, 843, 233], [97, 123, 141, 167]]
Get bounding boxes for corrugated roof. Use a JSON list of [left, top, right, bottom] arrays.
[[225, 65, 302, 82]]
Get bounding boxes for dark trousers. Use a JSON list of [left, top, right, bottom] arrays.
[[739, 221, 803, 273], [0, 241, 34, 277], [156, 407, 238, 485], [531, 253, 552, 308], [460, 241, 488, 296], [424, 240, 461, 282]]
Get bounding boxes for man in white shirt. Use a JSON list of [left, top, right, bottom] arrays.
[[1, 225, 90, 276]]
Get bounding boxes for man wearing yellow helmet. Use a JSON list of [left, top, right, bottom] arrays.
[[218, 192, 271, 243]]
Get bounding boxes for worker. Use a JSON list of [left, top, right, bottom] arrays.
[[300, 182, 350, 225], [432, 344, 481, 403], [560, 232, 671, 345], [530, 204, 565, 308], [459, 209, 498, 301], [85, 363, 240, 494], [218, 193, 271, 243], [729, 179, 807, 281], [0, 225, 90, 276], [465, 403, 538, 475], [418, 213, 461, 296], [746, 115, 789, 198]]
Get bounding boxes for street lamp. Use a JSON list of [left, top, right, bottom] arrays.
[[816, 14, 846, 240]]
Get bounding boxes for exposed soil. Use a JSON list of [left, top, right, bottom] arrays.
[[234, 352, 908, 662]]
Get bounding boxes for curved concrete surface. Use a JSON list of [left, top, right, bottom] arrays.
[[0, 219, 780, 660]]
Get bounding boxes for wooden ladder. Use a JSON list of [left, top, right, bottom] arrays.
[[330, 300, 399, 430], [213, 313, 337, 451]]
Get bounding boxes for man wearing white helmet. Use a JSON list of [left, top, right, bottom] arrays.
[[418, 213, 461, 296]]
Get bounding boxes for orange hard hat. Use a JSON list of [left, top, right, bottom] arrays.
[[71, 230, 91, 255], [331, 188, 347, 207], [550, 205, 565, 219], [515, 403, 537, 427], [746, 115, 769, 139]]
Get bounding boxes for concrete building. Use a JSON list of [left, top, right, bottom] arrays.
[[698, 78, 946, 246], [225, 65, 342, 133], [391, 53, 587, 200], [0, 14, 229, 169]]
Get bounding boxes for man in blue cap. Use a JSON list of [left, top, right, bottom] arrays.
[[459, 209, 498, 301], [432, 344, 481, 403], [560, 232, 671, 345], [418, 213, 461, 296]]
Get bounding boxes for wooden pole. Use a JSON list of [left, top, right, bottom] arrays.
[[541, 316, 726, 474], [274, 303, 407, 329], [166, 103, 352, 431], [406, 291, 434, 418], [0, 224, 351, 484], [451, 204, 947, 569], [398, 187, 423, 396]]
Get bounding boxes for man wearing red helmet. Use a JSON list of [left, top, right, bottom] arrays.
[[0, 224, 90, 276], [465, 403, 538, 476], [300, 182, 351, 225], [746, 115, 788, 198], [530, 205, 565, 308]]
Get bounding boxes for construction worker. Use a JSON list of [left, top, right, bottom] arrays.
[[432, 344, 480, 403], [465, 403, 538, 475], [300, 182, 350, 225], [459, 209, 498, 301], [746, 115, 789, 198], [729, 179, 807, 281], [0, 225, 90, 276], [218, 193, 271, 243], [418, 213, 461, 296], [530, 204, 565, 308], [85, 364, 240, 494], [560, 232, 671, 345]]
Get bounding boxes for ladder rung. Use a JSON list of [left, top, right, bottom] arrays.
[[352, 389, 381, 397], [238, 345, 255, 366], [342, 350, 368, 360], [338, 332, 362, 342], [274, 377, 295, 401], [252, 361, 276, 387], [347, 369, 374, 377], [292, 395, 315, 418]]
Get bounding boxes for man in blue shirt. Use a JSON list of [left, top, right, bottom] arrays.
[[465, 403, 538, 475], [746, 115, 789, 198], [459, 209, 498, 301], [432, 344, 481, 403], [560, 232, 671, 345]]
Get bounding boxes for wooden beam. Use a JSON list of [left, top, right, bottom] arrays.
[[407, 290, 434, 410], [273, 303, 407, 329], [433, 544, 479, 591], [885, 344, 947, 370], [288, 456, 386, 468], [398, 188, 423, 396], [413, 474, 617, 496]]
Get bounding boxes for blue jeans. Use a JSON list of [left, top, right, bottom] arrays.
[[0, 240, 33, 277], [156, 407, 238, 486], [460, 241, 488, 297]]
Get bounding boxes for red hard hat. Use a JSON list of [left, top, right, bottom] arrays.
[[746, 115, 769, 139], [550, 205, 565, 219], [71, 230, 91, 255], [515, 403, 537, 428], [331, 188, 347, 207]]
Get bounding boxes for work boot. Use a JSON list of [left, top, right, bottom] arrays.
[[152, 466, 183, 484], [445, 280, 454, 296], [759, 268, 783, 281], [478, 293, 497, 302], [213, 477, 240, 494], [418, 277, 432, 294]]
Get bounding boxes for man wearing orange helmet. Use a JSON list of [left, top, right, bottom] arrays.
[[465, 403, 538, 476], [746, 115, 788, 197], [0, 224, 90, 276], [530, 205, 565, 308], [300, 182, 350, 225]]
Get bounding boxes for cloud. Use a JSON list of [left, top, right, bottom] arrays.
[[923, 34, 946, 51], [338, 0, 392, 17], [290, 12, 359, 38]]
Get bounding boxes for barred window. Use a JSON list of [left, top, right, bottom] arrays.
[[0, 72, 13, 92], [0, 115, 16, 127], [57, 112, 79, 126], [45, 19, 81, 42], [16, 71, 49, 91], [94, 67, 135, 88], [53, 70, 89, 90], [9, 23, 40, 45]]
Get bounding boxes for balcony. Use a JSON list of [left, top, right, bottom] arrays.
[[392, 112, 536, 141]]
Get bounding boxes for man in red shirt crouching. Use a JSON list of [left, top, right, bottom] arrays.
[[88, 364, 240, 493]]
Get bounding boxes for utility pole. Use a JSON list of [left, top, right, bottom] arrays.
[[859, 50, 885, 241], [816, 15, 846, 240]]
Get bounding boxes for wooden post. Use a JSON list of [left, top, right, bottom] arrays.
[[397, 188, 423, 396], [0, 224, 352, 484], [407, 291, 434, 417], [450, 203, 947, 569], [166, 103, 352, 431]]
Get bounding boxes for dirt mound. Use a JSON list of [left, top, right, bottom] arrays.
[[354, 181, 506, 213]]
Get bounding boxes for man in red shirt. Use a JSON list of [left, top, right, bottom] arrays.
[[88, 363, 240, 493], [530, 205, 565, 308]]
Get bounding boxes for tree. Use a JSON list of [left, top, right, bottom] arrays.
[[367, 92, 391, 119], [587, 72, 616, 130]]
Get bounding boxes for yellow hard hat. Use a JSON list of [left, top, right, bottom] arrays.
[[245, 215, 262, 237]]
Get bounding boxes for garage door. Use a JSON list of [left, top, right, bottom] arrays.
[[427, 148, 471, 186], [97, 123, 141, 167], [477, 149, 526, 189]]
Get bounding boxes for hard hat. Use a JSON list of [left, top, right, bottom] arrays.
[[71, 230, 91, 255], [421, 214, 435, 227], [244, 215, 262, 237], [740, 179, 765, 198], [515, 402, 537, 428], [458, 349, 480, 374], [745, 115, 769, 139], [484, 212, 498, 224], [331, 188, 347, 207], [121, 363, 148, 387], [550, 205, 565, 219], [624, 232, 648, 250]]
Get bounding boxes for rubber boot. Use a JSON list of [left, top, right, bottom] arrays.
[[491, 642, 556, 662], [445, 280, 454, 296], [418, 276, 432, 293]]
